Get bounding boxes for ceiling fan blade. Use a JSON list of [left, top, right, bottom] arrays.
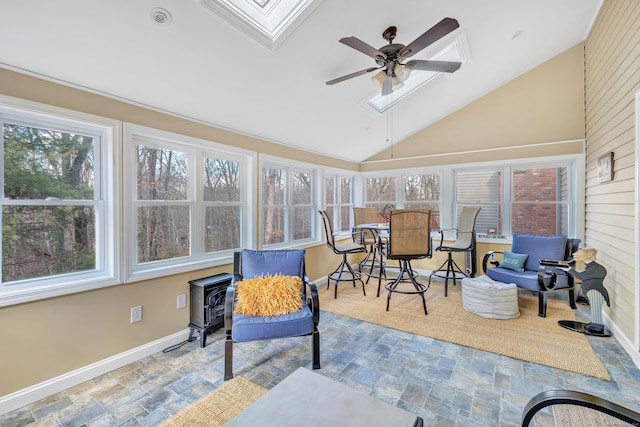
[[405, 60, 461, 73], [381, 75, 393, 96], [339, 36, 387, 61], [326, 67, 380, 85], [399, 17, 459, 59]]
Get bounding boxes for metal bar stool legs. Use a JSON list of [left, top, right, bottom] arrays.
[[328, 253, 365, 298], [428, 253, 468, 297], [385, 259, 428, 315]]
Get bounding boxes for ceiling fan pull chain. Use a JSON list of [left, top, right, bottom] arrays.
[[387, 94, 394, 158]]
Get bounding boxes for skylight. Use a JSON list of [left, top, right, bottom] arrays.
[[252, 0, 271, 7], [367, 35, 468, 113], [198, 0, 323, 50]]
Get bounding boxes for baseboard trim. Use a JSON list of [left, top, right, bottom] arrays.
[[603, 312, 640, 370], [0, 329, 190, 416]]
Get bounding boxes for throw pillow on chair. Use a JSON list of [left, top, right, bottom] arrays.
[[234, 274, 303, 317]]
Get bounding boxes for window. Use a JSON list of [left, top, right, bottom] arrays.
[[362, 158, 578, 241], [403, 173, 440, 230], [136, 144, 190, 263], [455, 170, 502, 237], [324, 174, 353, 233], [454, 162, 575, 239], [364, 176, 397, 213], [512, 166, 570, 236], [0, 97, 119, 305], [364, 172, 442, 230], [125, 124, 253, 279], [203, 155, 243, 252], [261, 159, 316, 247]]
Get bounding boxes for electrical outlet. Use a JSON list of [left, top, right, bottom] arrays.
[[131, 305, 142, 323], [177, 294, 186, 309]]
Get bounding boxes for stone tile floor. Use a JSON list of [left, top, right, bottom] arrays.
[[2, 291, 640, 427]]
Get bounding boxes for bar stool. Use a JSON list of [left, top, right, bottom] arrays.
[[319, 210, 367, 298], [385, 209, 432, 315]]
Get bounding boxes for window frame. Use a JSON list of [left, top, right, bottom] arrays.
[[361, 155, 584, 244], [323, 170, 355, 235], [259, 155, 322, 249], [123, 124, 255, 282], [0, 95, 121, 307], [361, 168, 444, 231], [449, 155, 584, 243]]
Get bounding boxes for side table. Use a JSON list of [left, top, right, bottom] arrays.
[[225, 368, 423, 426]]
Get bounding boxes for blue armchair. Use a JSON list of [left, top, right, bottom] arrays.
[[224, 249, 320, 380], [482, 233, 580, 317]]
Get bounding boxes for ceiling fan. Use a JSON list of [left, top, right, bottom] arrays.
[[326, 18, 462, 96]]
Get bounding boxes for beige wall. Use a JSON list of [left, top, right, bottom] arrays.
[[585, 0, 640, 342], [362, 43, 586, 171]]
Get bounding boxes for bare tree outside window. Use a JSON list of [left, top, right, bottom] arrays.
[[324, 175, 353, 233], [404, 174, 440, 230], [204, 157, 241, 252], [366, 176, 396, 203], [339, 177, 351, 231], [136, 146, 189, 262], [292, 171, 312, 240], [262, 167, 286, 245], [262, 164, 315, 246], [129, 128, 250, 273]]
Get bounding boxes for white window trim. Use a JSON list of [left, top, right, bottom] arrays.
[[0, 95, 121, 307], [322, 168, 356, 237], [448, 153, 585, 244], [361, 166, 446, 208], [360, 153, 584, 244], [123, 123, 255, 283], [259, 154, 323, 249]]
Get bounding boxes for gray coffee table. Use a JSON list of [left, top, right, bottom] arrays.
[[226, 367, 423, 426]]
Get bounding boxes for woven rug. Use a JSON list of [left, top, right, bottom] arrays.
[[159, 376, 266, 427], [553, 404, 633, 426], [319, 278, 610, 380]]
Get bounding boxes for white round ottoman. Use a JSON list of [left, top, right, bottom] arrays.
[[461, 275, 520, 319]]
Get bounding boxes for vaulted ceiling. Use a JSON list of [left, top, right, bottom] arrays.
[[0, 0, 601, 162]]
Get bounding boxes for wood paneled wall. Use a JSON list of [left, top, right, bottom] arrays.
[[585, 0, 640, 342]]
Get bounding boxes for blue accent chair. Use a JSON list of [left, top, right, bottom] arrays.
[[482, 233, 580, 317], [224, 249, 320, 380]]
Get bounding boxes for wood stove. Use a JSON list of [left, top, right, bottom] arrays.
[[188, 273, 232, 347]]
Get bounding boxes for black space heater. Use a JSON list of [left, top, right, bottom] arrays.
[[188, 273, 232, 348]]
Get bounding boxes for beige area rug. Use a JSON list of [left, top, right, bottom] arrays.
[[319, 279, 610, 380], [553, 405, 634, 426], [159, 376, 266, 427]]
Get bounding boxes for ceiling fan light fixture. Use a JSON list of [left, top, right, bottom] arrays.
[[391, 77, 404, 90], [395, 64, 411, 82], [371, 70, 386, 87]]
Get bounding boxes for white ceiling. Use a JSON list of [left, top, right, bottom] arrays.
[[0, 0, 601, 162]]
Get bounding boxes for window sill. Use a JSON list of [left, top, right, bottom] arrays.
[[0, 274, 120, 307]]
